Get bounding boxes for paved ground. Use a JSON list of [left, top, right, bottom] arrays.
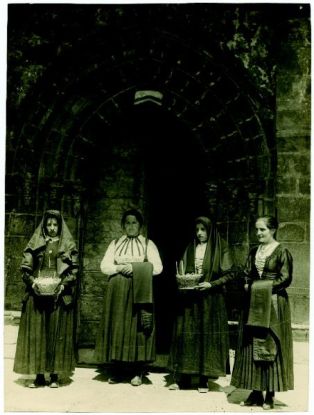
[[3, 319, 311, 413]]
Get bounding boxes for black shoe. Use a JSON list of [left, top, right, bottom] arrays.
[[263, 392, 275, 410], [178, 374, 192, 390], [29, 374, 46, 388], [198, 375, 208, 393], [240, 390, 264, 406]]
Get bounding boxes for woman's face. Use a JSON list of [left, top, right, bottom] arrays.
[[45, 217, 59, 238], [255, 218, 275, 244], [196, 223, 208, 243], [124, 215, 141, 237]]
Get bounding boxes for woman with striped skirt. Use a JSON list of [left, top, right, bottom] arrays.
[[231, 215, 294, 410]]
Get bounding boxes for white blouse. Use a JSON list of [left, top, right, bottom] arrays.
[[100, 234, 163, 276], [195, 242, 207, 274], [255, 241, 280, 277]]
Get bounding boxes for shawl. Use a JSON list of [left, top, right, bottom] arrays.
[[182, 216, 233, 282], [21, 209, 78, 277], [132, 262, 154, 304], [247, 279, 273, 328], [247, 280, 280, 362]]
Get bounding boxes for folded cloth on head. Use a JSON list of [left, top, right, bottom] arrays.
[[132, 262, 154, 304]]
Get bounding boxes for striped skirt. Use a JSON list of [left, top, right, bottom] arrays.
[[231, 292, 294, 392]]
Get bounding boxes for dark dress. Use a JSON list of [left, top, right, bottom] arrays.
[[168, 229, 236, 378], [95, 235, 163, 364], [13, 212, 79, 376], [231, 244, 294, 392]]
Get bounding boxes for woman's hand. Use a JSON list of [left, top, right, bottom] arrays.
[[53, 284, 64, 301], [116, 264, 133, 276], [197, 281, 212, 291], [32, 282, 41, 296], [54, 284, 64, 295]]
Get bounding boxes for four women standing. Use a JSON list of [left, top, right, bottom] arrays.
[[13, 208, 295, 410]]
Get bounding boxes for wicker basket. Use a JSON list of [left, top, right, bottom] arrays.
[[176, 273, 202, 289], [35, 276, 61, 296]]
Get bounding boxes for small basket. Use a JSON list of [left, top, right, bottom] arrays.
[[35, 276, 61, 296], [176, 273, 202, 289]]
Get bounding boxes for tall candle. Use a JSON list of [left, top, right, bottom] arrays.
[[180, 260, 184, 275]]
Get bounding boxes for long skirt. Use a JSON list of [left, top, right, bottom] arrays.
[[231, 291, 294, 391], [168, 290, 230, 378], [95, 273, 155, 363], [13, 294, 76, 375]]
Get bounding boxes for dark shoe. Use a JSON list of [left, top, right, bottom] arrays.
[[108, 376, 122, 384], [240, 390, 264, 406], [263, 392, 275, 410], [178, 374, 191, 390], [29, 374, 46, 388], [198, 375, 208, 393]]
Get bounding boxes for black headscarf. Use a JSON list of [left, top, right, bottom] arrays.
[[182, 216, 233, 282]]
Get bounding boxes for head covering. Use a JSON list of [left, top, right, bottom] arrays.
[[42, 209, 62, 238], [21, 209, 78, 276], [182, 216, 233, 282]]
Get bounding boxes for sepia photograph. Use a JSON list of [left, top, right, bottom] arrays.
[[2, 0, 311, 413]]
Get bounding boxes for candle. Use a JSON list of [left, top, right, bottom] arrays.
[[180, 261, 184, 275]]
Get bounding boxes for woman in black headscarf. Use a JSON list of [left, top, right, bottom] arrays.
[[13, 210, 79, 388], [168, 216, 236, 392]]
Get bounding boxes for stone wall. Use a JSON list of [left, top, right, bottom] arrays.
[[275, 17, 311, 324]]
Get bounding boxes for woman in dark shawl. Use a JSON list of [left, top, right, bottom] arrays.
[[231, 216, 294, 410], [95, 209, 163, 386], [168, 216, 236, 392], [13, 210, 79, 388]]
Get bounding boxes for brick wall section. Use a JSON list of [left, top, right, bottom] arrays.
[[275, 18, 311, 324], [79, 143, 147, 345]]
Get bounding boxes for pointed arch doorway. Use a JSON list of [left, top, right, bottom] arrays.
[[77, 102, 207, 358], [133, 103, 208, 354]]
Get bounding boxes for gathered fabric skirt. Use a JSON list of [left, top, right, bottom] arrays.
[[13, 294, 76, 376], [168, 290, 230, 378], [95, 273, 155, 363], [231, 292, 294, 391]]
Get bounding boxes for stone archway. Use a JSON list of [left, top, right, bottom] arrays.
[[6, 5, 275, 352]]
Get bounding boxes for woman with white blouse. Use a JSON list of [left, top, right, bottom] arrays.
[[95, 209, 163, 386]]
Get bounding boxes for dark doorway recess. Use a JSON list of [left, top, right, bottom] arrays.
[[128, 104, 208, 353], [77, 103, 208, 354]]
